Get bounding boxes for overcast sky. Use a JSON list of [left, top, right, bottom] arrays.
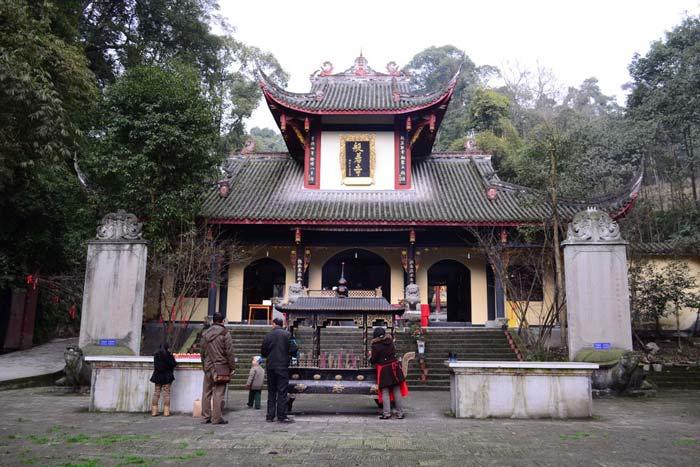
[[219, 0, 699, 130]]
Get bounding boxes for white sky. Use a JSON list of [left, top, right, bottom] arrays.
[[219, 0, 699, 131]]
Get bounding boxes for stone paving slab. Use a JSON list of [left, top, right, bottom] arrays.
[[0, 338, 76, 383], [0, 388, 698, 466]]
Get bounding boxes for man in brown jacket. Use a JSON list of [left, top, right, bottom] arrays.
[[200, 313, 235, 425]]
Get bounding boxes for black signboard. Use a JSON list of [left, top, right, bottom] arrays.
[[344, 140, 371, 178]]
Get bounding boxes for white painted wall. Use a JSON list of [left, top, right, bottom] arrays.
[[319, 131, 395, 190]]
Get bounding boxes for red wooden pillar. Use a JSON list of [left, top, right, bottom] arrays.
[[19, 285, 38, 349]]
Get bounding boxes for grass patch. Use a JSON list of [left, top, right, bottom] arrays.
[[168, 449, 206, 461], [673, 438, 699, 446], [62, 459, 100, 467], [176, 442, 188, 449], [560, 431, 592, 441], [27, 434, 49, 445], [7, 434, 18, 439], [116, 454, 149, 465], [66, 433, 91, 444], [94, 434, 150, 445]]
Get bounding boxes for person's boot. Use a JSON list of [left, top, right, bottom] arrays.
[[151, 405, 159, 417], [163, 404, 171, 417]]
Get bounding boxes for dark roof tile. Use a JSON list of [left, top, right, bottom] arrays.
[[201, 154, 639, 225]]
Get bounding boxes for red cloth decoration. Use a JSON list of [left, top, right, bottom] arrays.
[[68, 305, 77, 320], [375, 361, 409, 403]]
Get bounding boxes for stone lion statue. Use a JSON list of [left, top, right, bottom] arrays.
[[55, 346, 92, 387], [404, 284, 420, 311], [585, 350, 655, 397], [288, 282, 304, 303]]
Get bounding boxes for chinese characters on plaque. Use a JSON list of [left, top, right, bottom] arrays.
[[398, 132, 407, 185], [339, 134, 375, 185], [308, 133, 318, 186]]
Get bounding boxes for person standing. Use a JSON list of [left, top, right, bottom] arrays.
[[370, 327, 408, 419], [200, 313, 235, 425], [260, 317, 297, 423], [245, 356, 265, 409], [150, 342, 177, 417]]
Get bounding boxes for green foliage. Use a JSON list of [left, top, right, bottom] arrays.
[[248, 127, 286, 152], [82, 64, 218, 249], [0, 0, 97, 288], [469, 88, 511, 133], [631, 261, 699, 339], [628, 15, 700, 203], [403, 46, 479, 150]]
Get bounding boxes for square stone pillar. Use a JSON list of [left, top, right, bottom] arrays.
[[79, 211, 148, 356], [562, 208, 632, 360]]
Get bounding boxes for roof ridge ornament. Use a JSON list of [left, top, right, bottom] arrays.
[[386, 61, 400, 76], [319, 61, 333, 77]]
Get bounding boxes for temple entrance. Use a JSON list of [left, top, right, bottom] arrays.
[[242, 258, 286, 321], [427, 260, 471, 322], [322, 249, 391, 301]]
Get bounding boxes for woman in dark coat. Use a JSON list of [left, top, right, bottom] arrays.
[[150, 342, 177, 416], [370, 327, 408, 419]]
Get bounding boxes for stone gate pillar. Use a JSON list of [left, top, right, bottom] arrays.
[[562, 208, 632, 360], [79, 211, 148, 356]]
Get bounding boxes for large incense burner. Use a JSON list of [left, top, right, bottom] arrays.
[[276, 268, 409, 409]]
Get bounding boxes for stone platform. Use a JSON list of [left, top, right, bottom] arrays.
[[447, 361, 598, 418], [86, 356, 222, 413]]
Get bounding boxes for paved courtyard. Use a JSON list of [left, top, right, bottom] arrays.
[[0, 388, 698, 466]]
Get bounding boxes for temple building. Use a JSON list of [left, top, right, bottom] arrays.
[[192, 55, 641, 325]]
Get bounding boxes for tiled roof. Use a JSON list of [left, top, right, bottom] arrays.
[[277, 297, 401, 312], [629, 241, 700, 256], [258, 56, 456, 113], [200, 154, 640, 225]]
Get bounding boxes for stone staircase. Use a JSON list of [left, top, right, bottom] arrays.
[[395, 328, 520, 391], [228, 326, 272, 390], [647, 364, 700, 390], [226, 325, 519, 391]]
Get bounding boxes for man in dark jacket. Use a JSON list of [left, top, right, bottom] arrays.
[[261, 317, 297, 423], [200, 313, 235, 425]]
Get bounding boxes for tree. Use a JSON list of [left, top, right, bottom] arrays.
[[562, 77, 620, 118], [77, 1, 288, 154], [628, 15, 700, 203], [403, 46, 479, 150], [0, 0, 97, 288], [153, 225, 250, 345], [81, 64, 218, 249], [632, 261, 699, 348], [248, 127, 286, 152]]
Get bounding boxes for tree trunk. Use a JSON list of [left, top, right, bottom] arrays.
[[676, 303, 682, 351], [684, 127, 697, 204], [549, 142, 567, 348]]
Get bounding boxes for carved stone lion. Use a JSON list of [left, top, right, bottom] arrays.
[[55, 346, 92, 387], [590, 351, 655, 397], [288, 282, 304, 303], [404, 283, 420, 311]]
